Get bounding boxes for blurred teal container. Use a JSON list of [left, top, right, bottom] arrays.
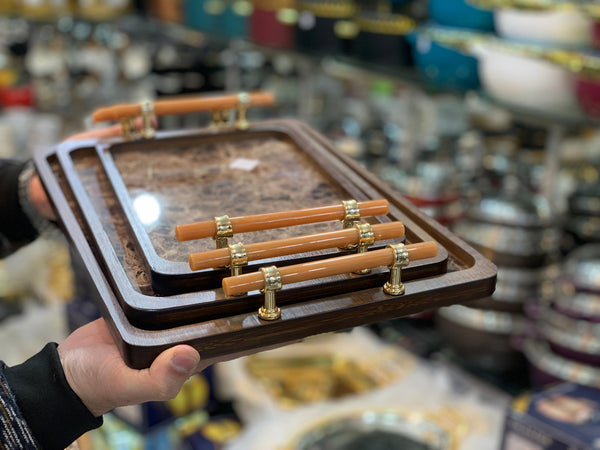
[[408, 27, 481, 91], [223, 0, 252, 38], [428, 0, 494, 31], [184, 0, 227, 35]]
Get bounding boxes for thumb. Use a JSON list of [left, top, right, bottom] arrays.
[[131, 345, 200, 403]]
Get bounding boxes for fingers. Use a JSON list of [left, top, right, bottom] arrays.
[[130, 345, 200, 403], [65, 117, 153, 141], [66, 124, 123, 141], [28, 174, 57, 221]]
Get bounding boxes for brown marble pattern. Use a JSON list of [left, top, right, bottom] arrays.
[[113, 136, 348, 262]]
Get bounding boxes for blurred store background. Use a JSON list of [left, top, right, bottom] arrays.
[[1, 0, 600, 449]]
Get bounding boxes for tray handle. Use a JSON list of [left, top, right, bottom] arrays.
[[188, 221, 406, 273], [92, 91, 275, 138], [176, 199, 390, 247], [222, 241, 439, 319]]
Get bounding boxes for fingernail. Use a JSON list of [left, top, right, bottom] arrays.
[[171, 353, 198, 374]]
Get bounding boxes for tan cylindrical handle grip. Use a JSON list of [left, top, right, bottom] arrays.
[[189, 222, 405, 271], [222, 241, 438, 296], [92, 92, 275, 123], [176, 199, 390, 242]]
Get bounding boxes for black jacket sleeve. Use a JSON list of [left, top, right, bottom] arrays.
[[0, 159, 39, 257], [2, 343, 103, 450]]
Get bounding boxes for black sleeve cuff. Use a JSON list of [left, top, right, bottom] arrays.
[[0, 159, 39, 250], [3, 343, 103, 450]]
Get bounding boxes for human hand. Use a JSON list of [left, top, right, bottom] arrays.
[[57, 318, 200, 417]]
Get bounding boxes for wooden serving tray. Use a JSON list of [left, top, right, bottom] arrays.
[[35, 118, 496, 368]]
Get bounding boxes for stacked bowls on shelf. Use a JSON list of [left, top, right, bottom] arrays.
[[437, 191, 561, 375], [467, 0, 600, 120], [520, 244, 600, 390], [492, 1, 594, 47], [564, 182, 600, 249], [378, 158, 466, 226]]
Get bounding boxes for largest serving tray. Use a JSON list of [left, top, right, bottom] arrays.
[[35, 118, 496, 368]]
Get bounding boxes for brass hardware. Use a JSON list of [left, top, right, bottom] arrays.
[[228, 242, 248, 277], [384, 243, 409, 295], [341, 199, 360, 229], [140, 101, 156, 139], [354, 222, 375, 274], [119, 117, 136, 140], [297, 1, 355, 18], [355, 12, 415, 36], [211, 109, 231, 129], [236, 92, 251, 130], [214, 215, 233, 248], [258, 266, 282, 321], [253, 0, 295, 11]]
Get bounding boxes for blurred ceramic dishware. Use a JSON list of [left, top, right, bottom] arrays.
[[452, 220, 561, 267], [551, 51, 600, 120], [453, 191, 561, 268], [519, 338, 600, 389], [292, 409, 453, 450], [428, 0, 494, 31], [563, 244, 600, 294], [568, 184, 600, 217], [526, 300, 600, 366], [539, 308, 600, 366], [553, 280, 600, 322], [471, 264, 556, 312], [378, 160, 465, 225], [564, 216, 600, 245], [494, 6, 593, 47], [469, 296, 525, 313], [472, 40, 581, 114], [380, 160, 462, 205], [436, 305, 528, 374], [468, 193, 553, 228]]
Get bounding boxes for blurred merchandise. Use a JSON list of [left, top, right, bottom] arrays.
[[353, 8, 414, 67], [296, 0, 356, 55], [501, 383, 600, 450], [248, 0, 296, 49], [223, 330, 508, 450], [428, 0, 494, 32], [146, 0, 183, 23], [409, 26, 482, 92], [76, 0, 133, 21], [493, 6, 593, 48], [0, 5, 599, 449]]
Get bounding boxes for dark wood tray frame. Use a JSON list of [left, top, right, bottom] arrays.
[[35, 119, 497, 369]]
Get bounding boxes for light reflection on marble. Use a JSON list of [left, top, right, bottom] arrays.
[[133, 193, 161, 225]]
